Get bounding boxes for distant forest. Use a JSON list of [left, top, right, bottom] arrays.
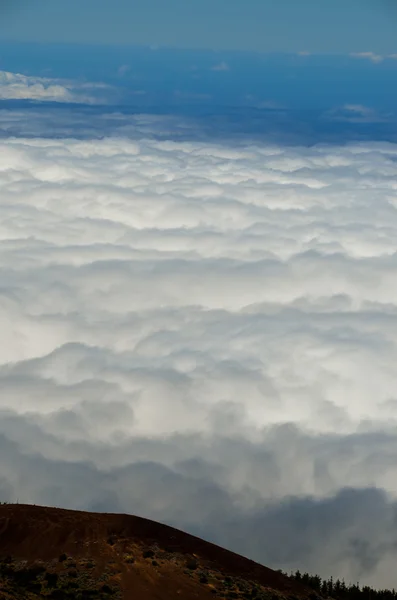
[[283, 570, 397, 600]]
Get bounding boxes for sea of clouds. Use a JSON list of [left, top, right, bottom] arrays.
[[2, 95, 397, 586]]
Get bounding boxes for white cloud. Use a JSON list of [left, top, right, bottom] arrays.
[[350, 52, 384, 63], [0, 70, 112, 103], [117, 64, 131, 77], [350, 52, 397, 64], [1, 124, 397, 584], [211, 61, 230, 71], [326, 104, 389, 123]]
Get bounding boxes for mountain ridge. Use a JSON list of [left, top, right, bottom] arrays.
[[0, 502, 314, 600]]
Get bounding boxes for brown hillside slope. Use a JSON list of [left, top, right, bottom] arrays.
[[0, 504, 317, 600]]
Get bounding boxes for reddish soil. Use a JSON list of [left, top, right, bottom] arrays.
[[0, 504, 312, 600]]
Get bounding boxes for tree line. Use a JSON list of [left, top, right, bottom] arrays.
[[284, 570, 397, 600]]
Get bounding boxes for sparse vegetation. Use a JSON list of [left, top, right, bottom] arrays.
[[0, 555, 122, 599], [45, 572, 59, 587], [186, 558, 198, 570], [124, 554, 135, 564], [2, 503, 397, 600]]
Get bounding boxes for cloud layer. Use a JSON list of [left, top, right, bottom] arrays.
[[0, 70, 111, 103], [1, 130, 397, 586]]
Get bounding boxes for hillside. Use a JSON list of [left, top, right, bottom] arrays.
[[0, 503, 317, 600]]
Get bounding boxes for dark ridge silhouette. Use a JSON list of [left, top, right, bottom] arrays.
[[287, 570, 397, 600]]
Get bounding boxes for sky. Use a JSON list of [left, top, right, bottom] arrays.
[[1, 0, 397, 53], [1, 0, 397, 592]]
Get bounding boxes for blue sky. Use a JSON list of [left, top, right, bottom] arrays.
[[1, 0, 397, 53]]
